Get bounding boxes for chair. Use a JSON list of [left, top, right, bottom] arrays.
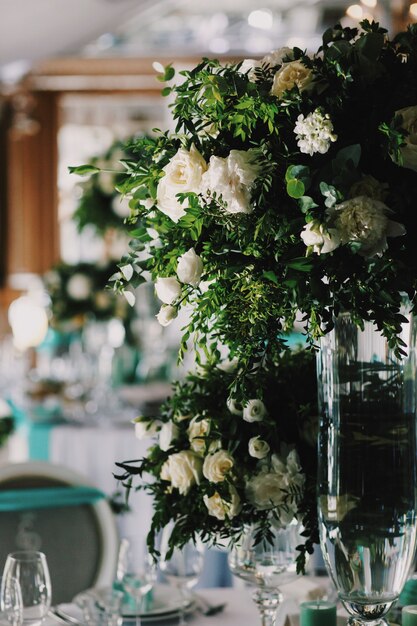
[[0, 461, 119, 604]]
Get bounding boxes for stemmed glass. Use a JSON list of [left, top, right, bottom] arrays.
[[2, 552, 51, 626], [159, 528, 204, 626], [0, 576, 23, 626], [122, 551, 157, 626], [228, 521, 302, 626]]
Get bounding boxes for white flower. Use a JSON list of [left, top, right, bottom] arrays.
[[240, 48, 292, 82], [160, 450, 203, 495], [177, 248, 203, 287], [111, 195, 131, 218], [159, 421, 180, 451], [328, 195, 406, 257], [395, 105, 417, 172], [203, 449, 234, 483], [243, 399, 267, 423], [262, 47, 293, 67], [156, 305, 178, 327], [156, 145, 207, 222], [246, 450, 305, 512], [201, 150, 260, 214], [203, 485, 241, 520], [248, 436, 270, 459], [294, 109, 337, 156], [155, 277, 181, 304], [301, 220, 340, 255], [66, 273, 92, 300], [133, 417, 160, 439], [271, 60, 313, 99], [227, 397, 243, 416], [188, 417, 211, 454], [239, 59, 259, 81]]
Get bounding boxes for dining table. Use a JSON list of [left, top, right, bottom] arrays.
[[45, 579, 349, 626]]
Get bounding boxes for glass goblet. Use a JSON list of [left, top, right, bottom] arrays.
[[2, 552, 51, 626], [0, 576, 23, 626], [228, 521, 302, 626], [159, 530, 204, 626], [122, 554, 157, 626]]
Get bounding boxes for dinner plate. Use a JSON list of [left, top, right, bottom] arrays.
[[71, 584, 195, 620]]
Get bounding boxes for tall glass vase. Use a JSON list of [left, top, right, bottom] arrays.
[[317, 312, 417, 625]]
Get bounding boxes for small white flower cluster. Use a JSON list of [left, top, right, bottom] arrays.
[[294, 109, 337, 156]]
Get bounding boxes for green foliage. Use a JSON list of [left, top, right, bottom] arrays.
[[74, 21, 417, 564]]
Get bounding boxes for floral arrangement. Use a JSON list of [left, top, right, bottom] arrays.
[[73, 21, 417, 568], [73, 139, 135, 235], [44, 261, 134, 333]]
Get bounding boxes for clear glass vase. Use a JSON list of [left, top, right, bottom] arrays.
[[317, 311, 417, 625], [228, 521, 301, 626]]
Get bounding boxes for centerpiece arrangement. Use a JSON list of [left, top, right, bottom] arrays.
[[72, 20, 417, 625]]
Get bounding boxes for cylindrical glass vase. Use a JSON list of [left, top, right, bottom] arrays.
[[317, 311, 417, 625]]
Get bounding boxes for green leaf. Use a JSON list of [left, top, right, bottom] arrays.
[[354, 32, 384, 62], [68, 165, 101, 176], [320, 182, 339, 208], [287, 179, 305, 199], [298, 196, 318, 213], [286, 258, 314, 272], [263, 270, 279, 284], [334, 144, 361, 169], [285, 165, 310, 184], [161, 87, 172, 97]]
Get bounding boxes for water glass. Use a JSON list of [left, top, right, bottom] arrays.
[[2, 552, 51, 626], [0, 576, 23, 626], [79, 590, 123, 626], [122, 552, 157, 626], [159, 528, 204, 626]]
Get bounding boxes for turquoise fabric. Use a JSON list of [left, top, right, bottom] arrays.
[[8, 399, 58, 461], [0, 486, 105, 511]]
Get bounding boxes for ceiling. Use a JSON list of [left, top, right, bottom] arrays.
[[0, 0, 393, 82]]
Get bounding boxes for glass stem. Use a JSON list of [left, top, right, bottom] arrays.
[[252, 589, 283, 626]]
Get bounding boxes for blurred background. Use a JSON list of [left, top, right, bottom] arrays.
[[0, 0, 415, 573]]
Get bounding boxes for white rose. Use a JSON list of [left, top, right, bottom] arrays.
[[159, 421, 180, 451], [246, 470, 288, 510], [248, 436, 270, 459], [203, 485, 241, 520], [271, 60, 313, 99], [156, 145, 207, 222], [227, 397, 243, 416], [155, 277, 182, 304], [262, 47, 293, 67], [395, 105, 417, 172], [161, 450, 203, 495], [66, 273, 92, 300], [328, 195, 405, 257], [301, 220, 340, 255], [177, 248, 203, 287], [188, 417, 210, 454], [201, 150, 259, 214], [112, 195, 131, 218], [243, 399, 267, 423], [156, 304, 178, 327], [239, 59, 259, 81], [203, 449, 234, 483], [133, 417, 160, 439]]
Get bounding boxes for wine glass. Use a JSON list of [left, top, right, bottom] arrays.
[[2, 552, 51, 626], [0, 576, 23, 626], [122, 550, 157, 626], [159, 527, 204, 626], [228, 521, 302, 626]]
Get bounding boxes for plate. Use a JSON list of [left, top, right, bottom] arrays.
[[121, 584, 192, 618], [71, 585, 195, 620]]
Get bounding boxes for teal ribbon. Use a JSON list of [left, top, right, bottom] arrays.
[[0, 486, 106, 511]]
